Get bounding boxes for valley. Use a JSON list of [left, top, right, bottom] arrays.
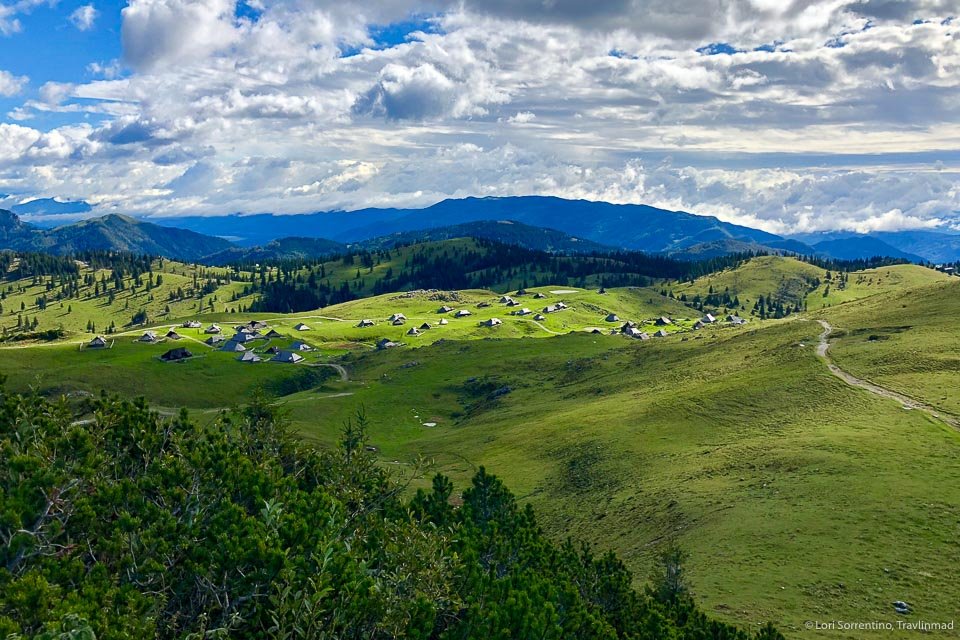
[[1, 242, 957, 638]]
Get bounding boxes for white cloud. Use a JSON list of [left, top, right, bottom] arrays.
[[120, 0, 240, 70], [0, 0, 54, 35], [69, 3, 97, 30], [0, 69, 27, 96], [2, 0, 960, 235], [87, 60, 123, 79], [505, 111, 536, 124]]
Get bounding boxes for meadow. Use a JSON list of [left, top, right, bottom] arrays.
[[2, 255, 958, 638]]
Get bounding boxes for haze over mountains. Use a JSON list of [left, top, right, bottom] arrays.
[[3, 196, 959, 264]]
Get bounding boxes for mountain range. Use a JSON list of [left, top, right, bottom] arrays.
[[3, 196, 959, 263], [0, 211, 231, 261]]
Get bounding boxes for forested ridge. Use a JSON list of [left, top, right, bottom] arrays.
[[0, 384, 783, 639]]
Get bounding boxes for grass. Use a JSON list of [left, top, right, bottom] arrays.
[[277, 318, 960, 638], [671, 256, 824, 313], [0, 258, 257, 337], [1, 255, 958, 638], [819, 276, 960, 416], [808, 264, 949, 311]]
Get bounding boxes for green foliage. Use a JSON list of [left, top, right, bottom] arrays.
[[0, 386, 777, 639]]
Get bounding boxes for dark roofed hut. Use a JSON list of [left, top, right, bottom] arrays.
[[161, 347, 193, 362]]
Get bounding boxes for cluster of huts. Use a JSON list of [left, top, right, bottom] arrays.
[[88, 317, 316, 364], [211, 320, 313, 363], [617, 313, 746, 340]]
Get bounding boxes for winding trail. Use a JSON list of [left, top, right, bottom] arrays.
[[307, 362, 349, 382], [816, 320, 959, 429], [520, 318, 562, 335]]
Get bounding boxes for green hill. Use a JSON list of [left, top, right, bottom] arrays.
[[671, 256, 825, 313], [0, 253, 256, 338], [818, 275, 960, 415], [2, 254, 958, 638]]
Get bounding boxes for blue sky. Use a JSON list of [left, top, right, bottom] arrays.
[[1, 0, 959, 234], [0, 0, 122, 127]]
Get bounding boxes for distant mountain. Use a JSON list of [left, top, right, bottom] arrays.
[[355, 220, 611, 253], [870, 230, 960, 264], [11, 198, 93, 217], [162, 209, 409, 247], [168, 196, 788, 254], [332, 197, 790, 252], [7, 195, 949, 263], [198, 220, 607, 266], [0, 209, 37, 244], [201, 236, 347, 265], [811, 237, 925, 263], [0, 211, 233, 262]]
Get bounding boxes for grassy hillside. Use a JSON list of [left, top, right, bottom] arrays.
[[819, 275, 960, 415], [0, 256, 257, 337], [671, 256, 824, 314], [672, 256, 946, 317], [0, 284, 698, 402], [2, 255, 958, 638], [281, 319, 960, 637], [807, 263, 949, 310]]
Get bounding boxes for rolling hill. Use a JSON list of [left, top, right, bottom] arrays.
[[1, 255, 957, 638]]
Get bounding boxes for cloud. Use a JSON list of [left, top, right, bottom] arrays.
[[69, 3, 97, 30], [505, 111, 535, 124], [121, 0, 240, 70], [0, 69, 27, 96], [356, 63, 477, 119], [0, 0, 54, 35], [1, 0, 959, 235]]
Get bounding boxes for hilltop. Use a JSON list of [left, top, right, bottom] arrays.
[[0, 210, 232, 261], [352, 219, 611, 254]]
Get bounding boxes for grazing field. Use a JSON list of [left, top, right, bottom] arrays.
[[808, 263, 950, 311], [2, 256, 958, 638], [671, 256, 824, 313], [276, 315, 960, 638], [0, 257, 257, 336], [818, 276, 960, 416], [672, 257, 948, 319]]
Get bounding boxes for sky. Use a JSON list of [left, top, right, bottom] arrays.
[[0, 0, 959, 235]]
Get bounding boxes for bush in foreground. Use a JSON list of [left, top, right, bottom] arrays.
[[0, 385, 782, 639]]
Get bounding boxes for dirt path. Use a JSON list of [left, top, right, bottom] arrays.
[[307, 362, 349, 382], [521, 318, 562, 335], [817, 320, 959, 429]]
